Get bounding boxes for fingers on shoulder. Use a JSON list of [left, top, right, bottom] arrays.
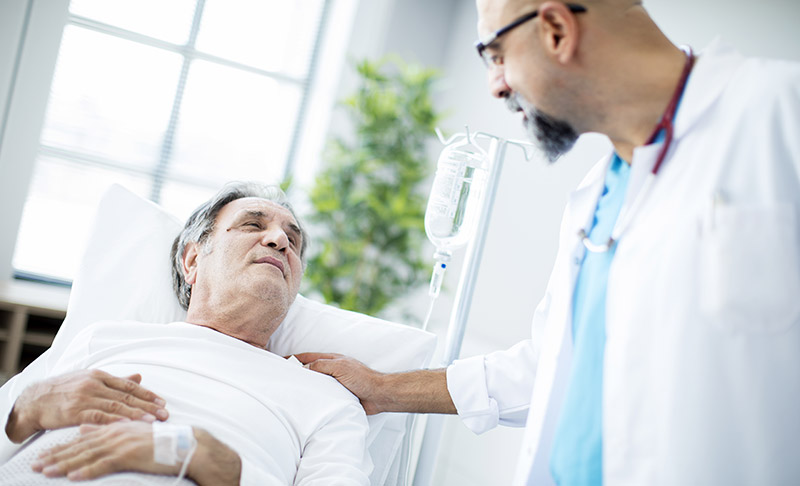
[[293, 352, 345, 363], [306, 356, 363, 376], [304, 358, 336, 375]]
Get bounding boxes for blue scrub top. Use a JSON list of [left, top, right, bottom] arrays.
[[549, 154, 631, 486]]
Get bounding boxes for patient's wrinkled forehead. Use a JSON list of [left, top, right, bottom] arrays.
[[217, 198, 297, 227]]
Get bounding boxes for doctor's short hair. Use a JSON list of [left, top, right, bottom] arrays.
[[170, 181, 309, 310]]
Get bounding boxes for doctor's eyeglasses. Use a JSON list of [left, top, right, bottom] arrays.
[[474, 3, 587, 68]]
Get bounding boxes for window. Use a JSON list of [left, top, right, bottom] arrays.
[[12, 0, 329, 283]]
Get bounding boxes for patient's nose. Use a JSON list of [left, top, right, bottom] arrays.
[[261, 227, 289, 252]]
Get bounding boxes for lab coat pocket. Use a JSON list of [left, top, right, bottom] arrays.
[[699, 203, 800, 333]]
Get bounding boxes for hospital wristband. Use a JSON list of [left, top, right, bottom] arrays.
[[152, 422, 198, 483]]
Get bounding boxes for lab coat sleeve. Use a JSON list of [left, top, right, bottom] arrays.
[[293, 399, 372, 485], [446, 289, 552, 434]]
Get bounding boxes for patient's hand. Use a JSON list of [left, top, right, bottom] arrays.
[[293, 353, 386, 415], [32, 422, 241, 485], [5, 369, 169, 443], [32, 421, 178, 480]]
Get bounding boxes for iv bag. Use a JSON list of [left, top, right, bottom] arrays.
[[424, 138, 489, 253]]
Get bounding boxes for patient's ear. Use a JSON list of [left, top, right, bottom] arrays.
[[182, 242, 200, 285]]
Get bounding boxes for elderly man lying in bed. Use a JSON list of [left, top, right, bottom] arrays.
[[0, 182, 371, 485]]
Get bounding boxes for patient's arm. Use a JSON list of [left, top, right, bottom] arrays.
[[5, 369, 169, 443], [294, 395, 371, 484], [295, 353, 457, 415], [32, 421, 240, 485]]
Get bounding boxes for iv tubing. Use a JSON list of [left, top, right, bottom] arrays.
[[421, 297, 436, 332], [422, 262, 445, 331]]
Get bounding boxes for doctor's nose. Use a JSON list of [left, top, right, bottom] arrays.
[[487, 65, 511, 99], [261, 227, 289, 252]]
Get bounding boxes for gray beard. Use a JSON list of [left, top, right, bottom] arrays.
[[506, 94, 578, 163]]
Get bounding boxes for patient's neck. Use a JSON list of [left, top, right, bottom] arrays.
[[184, 297, 289, 349]]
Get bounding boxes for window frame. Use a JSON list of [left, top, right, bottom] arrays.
[[0, 0, 343, 285]]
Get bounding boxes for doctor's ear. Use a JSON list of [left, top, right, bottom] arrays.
[[537, 1, 581, 64], [182, 242, 200, 285]]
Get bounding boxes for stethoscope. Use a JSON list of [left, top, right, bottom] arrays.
[[578, 47, 695, 253]]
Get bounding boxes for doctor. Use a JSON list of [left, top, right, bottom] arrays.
[[298, 0, 800, 484]]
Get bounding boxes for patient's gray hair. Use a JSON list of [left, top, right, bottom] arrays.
[[170, 181, 308, 310]]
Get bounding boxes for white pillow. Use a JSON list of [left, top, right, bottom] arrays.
[[50, 183, 436, 485]]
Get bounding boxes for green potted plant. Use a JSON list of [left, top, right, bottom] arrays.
[[303, 57, 442, 317]]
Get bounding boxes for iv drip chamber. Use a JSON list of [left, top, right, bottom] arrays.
[[424, 139, 490, 252]]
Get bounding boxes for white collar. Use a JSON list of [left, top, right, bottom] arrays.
[[673, 37, 746, 141]]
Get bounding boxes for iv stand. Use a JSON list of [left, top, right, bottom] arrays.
[[411, 128, 534, 486]]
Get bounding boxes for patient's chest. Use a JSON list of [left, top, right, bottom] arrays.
[[51, 321, 357, 484]]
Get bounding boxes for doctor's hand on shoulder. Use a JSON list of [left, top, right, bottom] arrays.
[[294, 353, 388, 415], [5, 369, 169, 443], [295, 352, 457, 415]]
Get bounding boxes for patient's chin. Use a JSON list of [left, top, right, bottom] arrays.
[[255, 284, 293, 317]]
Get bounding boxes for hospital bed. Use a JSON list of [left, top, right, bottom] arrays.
[[0, 184, 437, 485]]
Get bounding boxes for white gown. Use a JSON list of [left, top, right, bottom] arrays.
[[0, 321, 372, 485]]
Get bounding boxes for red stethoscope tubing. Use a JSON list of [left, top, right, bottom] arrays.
[[647, 47, 695, 175], [578, 47, 695, 252]]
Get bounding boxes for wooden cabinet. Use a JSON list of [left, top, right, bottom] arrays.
[[0, 281, 69, 384]]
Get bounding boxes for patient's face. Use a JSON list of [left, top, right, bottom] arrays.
[[194, 197, 304, 317]]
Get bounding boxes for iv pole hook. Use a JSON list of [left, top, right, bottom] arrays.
[[434, 127, 467, 146], [506, 139, 536, 161]]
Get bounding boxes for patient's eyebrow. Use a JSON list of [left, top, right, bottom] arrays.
[[236, 210, 267, 222]]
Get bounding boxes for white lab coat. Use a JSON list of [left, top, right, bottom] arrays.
[[447, 39, 800, 486]]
